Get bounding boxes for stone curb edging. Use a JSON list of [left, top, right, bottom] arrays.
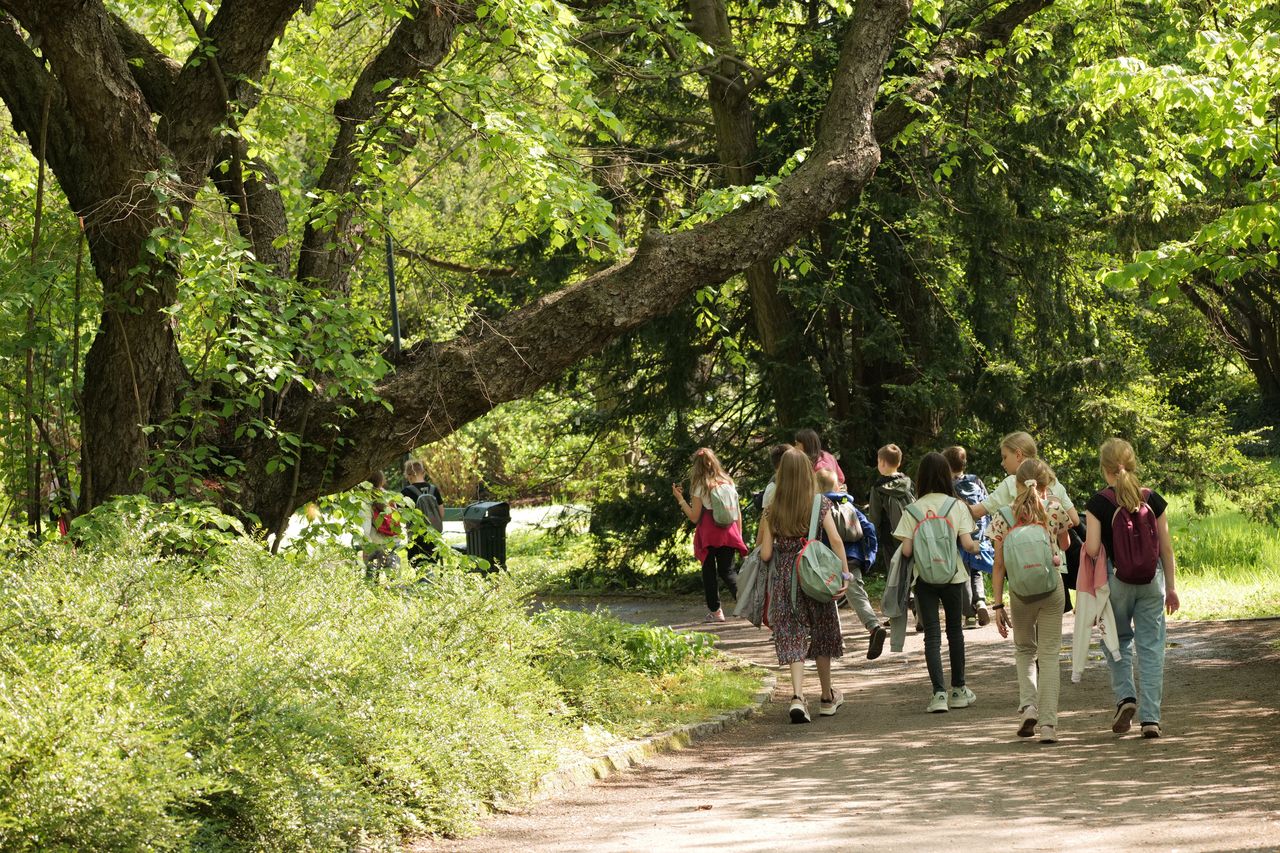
[[522, 670, 777, 804]]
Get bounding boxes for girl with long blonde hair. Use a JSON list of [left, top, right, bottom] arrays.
[[673, 447, 748, 622], [758, 448, 850, 724], [990, 458, 1073, 742], [1084, 438, 1179, 739]]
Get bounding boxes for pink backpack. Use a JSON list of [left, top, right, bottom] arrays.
[[1101, 487, 1159, 584]]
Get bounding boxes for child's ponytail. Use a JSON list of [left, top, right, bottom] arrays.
[[1011, 458, 1054, 528], [1099, 438, 1143, 510]]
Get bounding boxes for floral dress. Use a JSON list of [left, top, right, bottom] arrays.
[[766, 496, 844, 664]]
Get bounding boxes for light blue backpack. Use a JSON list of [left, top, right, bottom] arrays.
[[905, 498, 959, 584]]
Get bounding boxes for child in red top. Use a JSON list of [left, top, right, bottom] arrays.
[[673, 447, 748, 622]]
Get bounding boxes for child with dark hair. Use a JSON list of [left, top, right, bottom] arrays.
[[362, 470, 401, 581], [794, 428, 845, 488], [893, 452, 981, 713], [944, 445, 994, 627]]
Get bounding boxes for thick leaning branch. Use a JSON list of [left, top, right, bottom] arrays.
[[245, 0, 915, 518]]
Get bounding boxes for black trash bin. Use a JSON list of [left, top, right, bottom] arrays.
[[462, 501, 509, 572]]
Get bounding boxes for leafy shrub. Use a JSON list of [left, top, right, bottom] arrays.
[[67, 494, 251, 560], [0, 645, 201, 851], [0, 516, 757, 849]]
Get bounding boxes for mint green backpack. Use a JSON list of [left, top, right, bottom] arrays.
[[905, 498, 959, 584], [790, 494, 845, 606], [997, 506, 1060, 598]]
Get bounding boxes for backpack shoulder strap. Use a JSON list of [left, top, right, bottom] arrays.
[[807, 493, 823, 540], [904, 503, 924, 524], [942, 497, 958, 518]]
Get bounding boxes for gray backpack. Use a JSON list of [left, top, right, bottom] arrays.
[[997, 507, 1059, 597], [905, 498, 959, 585], [406, 484, 444, 533], [708, 481, 740, 527]]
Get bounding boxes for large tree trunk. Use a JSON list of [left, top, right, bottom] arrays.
[[687, 0, 827, 429]]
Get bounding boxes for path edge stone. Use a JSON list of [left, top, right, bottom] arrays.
[[517, 669, 776, 806]]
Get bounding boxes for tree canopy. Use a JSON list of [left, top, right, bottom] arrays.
[[0, 0, 1276, 541]]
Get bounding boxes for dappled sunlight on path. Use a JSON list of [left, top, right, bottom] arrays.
[[418, 598, 1280, 852]]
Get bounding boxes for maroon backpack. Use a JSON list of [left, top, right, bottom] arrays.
[[1101, 487, 1159, 584]]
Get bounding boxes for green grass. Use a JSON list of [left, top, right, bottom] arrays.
[[1165, 493, 1280, 620]]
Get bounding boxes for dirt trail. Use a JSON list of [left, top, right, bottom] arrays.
[[417, 596, 1280, 852]]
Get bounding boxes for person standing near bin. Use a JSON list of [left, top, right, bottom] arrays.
[[401, 459, 445, 567], [673, 447, 748, 622]]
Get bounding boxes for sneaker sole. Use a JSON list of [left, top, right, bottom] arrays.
[[819, 704, 842, 717], [976, 607, 991, 627], [790, 708, 811, 724], [1039, 732, 1058, 744], [867, 629, 887, 660], [1113, 704, 1137, 734], [949, 698, 974, 709], [1018, 718, 1038, 738], [1141, 725, 1161, 739]]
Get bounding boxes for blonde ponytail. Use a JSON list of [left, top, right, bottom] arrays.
[[1099, 438, 1142, 510], [1011, 458, 1054, 527]]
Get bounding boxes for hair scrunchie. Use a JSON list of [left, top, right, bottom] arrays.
[[1023, 478, 1038, 488]]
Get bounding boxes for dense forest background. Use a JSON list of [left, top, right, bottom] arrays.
[[1, 0, 1277, 564]]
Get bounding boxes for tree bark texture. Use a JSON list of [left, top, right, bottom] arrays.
[[0, 0, 1055, 529]]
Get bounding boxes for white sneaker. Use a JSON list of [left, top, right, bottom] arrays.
[[789, 697, 811, 724], [948, 685, 976, 709], [1039, 724, 1058, 744], [1018, 704, 1039, 738], [705, 609, 726, 623], [927, 691, 949, 713], [819, 688, 844, 717]]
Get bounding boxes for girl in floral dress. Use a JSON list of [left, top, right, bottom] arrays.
[[758, 448, 849, 723]]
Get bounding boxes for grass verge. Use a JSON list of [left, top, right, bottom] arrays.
[[1165, 494, 1280, 620]]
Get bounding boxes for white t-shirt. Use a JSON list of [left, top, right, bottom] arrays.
[[893, 493, 976, 584], [983, 474, 1075, 515]]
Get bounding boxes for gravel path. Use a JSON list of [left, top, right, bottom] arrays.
[[416, 596, 1280, 852]]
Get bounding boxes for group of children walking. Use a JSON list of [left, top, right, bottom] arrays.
[[674, 430, 1180, 742]]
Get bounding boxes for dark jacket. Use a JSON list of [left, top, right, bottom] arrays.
[[869, 473, 915, 542]]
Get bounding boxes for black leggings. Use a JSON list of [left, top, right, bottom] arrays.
[[915, 580, 966, 692], [702, 546, 739, 612]]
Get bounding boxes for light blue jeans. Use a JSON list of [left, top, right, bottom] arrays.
[[1106, 561, 1167, 724]]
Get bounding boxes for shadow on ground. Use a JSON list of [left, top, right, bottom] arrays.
[[418, 594, 1280, 852]]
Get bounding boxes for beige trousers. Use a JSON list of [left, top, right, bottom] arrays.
[[1010, 581, 1065, 726]]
